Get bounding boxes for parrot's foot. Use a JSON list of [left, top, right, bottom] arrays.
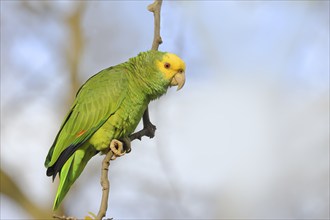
[[144, 122, 157, 139], [109, 139, 125, 160], [129, 108, 157, 142], [129, 122, 156, 141], [120, 137, 132, 153]]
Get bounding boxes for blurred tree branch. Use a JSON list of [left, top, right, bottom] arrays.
[[0, 169, 51, 219], [1, 2, 84, 219], [53, 2, 86, 219], [66, 2, 86, 103]]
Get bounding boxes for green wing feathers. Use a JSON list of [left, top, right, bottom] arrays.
[[45, 66, 128, 209]]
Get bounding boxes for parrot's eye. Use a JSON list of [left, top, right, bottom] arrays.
[[164, 63, 171, 69]]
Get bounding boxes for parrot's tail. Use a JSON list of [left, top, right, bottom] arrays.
[[53, 143, 97, 210]]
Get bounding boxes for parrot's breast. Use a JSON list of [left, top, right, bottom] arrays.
[[89, 94, 148, 151]]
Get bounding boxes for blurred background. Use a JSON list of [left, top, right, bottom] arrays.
[[1, 1, 329, 219]]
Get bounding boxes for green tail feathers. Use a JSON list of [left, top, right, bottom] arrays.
[[53, 143, 97, 210]]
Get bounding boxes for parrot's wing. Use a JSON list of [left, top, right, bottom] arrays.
[[45, 67, 127, 179]]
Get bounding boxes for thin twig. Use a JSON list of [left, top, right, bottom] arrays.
[[129, 109, 156, 141], [148, 0, 163, 51], [96, 150, 113, 220]]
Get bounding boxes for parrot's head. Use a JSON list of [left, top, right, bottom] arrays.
[[156, 52, 186, 90]]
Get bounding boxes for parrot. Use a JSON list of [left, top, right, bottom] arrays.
[[44, 50, 186, 210]]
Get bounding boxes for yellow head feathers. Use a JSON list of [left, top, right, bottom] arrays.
[[156, 53, 186, 90]]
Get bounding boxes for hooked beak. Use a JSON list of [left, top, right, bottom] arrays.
[[170, 70, 186, 91]]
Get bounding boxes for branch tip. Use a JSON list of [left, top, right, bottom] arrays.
[[147, 0, 162, 12]]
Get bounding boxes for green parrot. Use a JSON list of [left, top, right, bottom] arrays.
[[45, 50, 186, 210]]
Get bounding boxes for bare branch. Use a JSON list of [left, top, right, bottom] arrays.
[[148, 0, 163, 51], [66, 1, 85, 103], [95, 139, 125, 220], [96, 149, 114, 220], [0, 169, 51, 219]]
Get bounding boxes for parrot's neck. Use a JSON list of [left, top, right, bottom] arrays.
[[125, 58, 169, 101]]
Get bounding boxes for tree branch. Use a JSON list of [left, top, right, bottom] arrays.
[[148, 0, 163, 51], [95, 150, 114, 220], [0, 169, 51, 219]]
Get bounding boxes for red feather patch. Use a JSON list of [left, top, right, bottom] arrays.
[[76, 130, 86, 137]]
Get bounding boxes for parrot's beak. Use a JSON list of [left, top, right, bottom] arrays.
[[170, 69, 185, 91]]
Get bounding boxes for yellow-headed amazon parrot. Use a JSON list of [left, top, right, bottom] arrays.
[[45, 51, 186, 210]]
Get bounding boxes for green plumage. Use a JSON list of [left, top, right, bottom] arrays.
[[45, 51, 171, 210]]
